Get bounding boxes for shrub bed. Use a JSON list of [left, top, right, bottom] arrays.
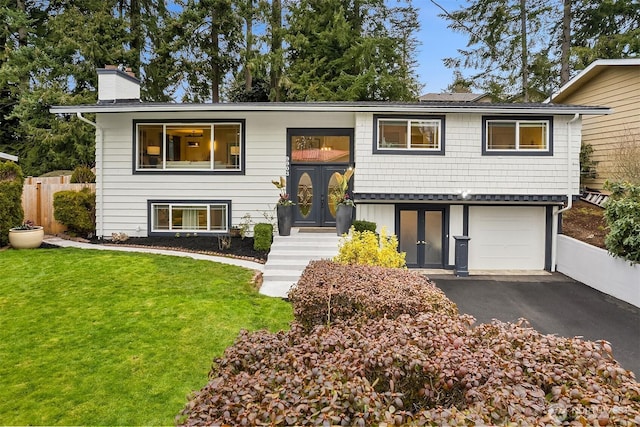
[[179, 263, 639, 426], [179, 314, 640, 426], [288, 260, 457, 329]]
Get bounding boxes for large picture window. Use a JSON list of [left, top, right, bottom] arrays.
[[374, 115, 444, 155], [149, 201, 230, 234], [483, 117, 552, 155], [136, 121, 243, 172]]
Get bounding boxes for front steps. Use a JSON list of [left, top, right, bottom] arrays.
[[260, 228, 341, 298]]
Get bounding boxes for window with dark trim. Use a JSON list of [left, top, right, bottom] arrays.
[[148, 200, 231, 235], [482, 116, 553, 156], [373, 115, 445, 155], [134, 120, 244, 173]]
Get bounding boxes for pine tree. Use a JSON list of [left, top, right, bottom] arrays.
[[285, 0, 420, 101], [443, 0, 554, 101], [173, 0, 242, 102], [571, 0, 640, 70]]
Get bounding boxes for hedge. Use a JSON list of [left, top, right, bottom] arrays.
[[0, 161, 25, 246], [288, 260, 456, 330], [53, 187, 96, 237]]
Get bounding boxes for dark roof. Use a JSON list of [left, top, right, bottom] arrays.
[[419, 93, 488, 102], [51, 100, 611, 116]]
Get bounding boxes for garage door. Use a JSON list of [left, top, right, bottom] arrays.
[[468, 206, 546, 270]]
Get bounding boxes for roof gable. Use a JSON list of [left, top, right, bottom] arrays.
[[549, 58, 640, 103]]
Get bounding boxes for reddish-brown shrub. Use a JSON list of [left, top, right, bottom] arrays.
[[178, 314, 640, 426], [288, 260, 458, 329]]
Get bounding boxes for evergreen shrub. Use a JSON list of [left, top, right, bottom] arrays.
[[253, 223, 273, 251], [352, 219, 376, 233], [53, 187, 96, 237], [288, 260, 457, 329], [70, 165, 95, 183], [0, 161, 25, 246], [604, 182, 640, 263]]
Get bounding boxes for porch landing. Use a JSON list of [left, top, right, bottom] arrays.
[[260, 228, 341, 298]]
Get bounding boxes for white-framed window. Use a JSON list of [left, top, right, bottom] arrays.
[[135, 121, 243, 172], [483, 117, 552, 155], [149, 201, 230, 234], [374, 115, 445, 155]]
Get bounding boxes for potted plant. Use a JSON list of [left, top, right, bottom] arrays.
[[331, 167, 355, 236], [272, 176, 295, 236], [9, 220, 44, 249]]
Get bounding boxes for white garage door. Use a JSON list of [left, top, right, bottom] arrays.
[[468, 206, 546, 270]]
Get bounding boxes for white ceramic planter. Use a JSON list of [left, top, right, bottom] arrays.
[[9, 227, 45, 249]]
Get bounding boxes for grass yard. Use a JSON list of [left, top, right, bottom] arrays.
[[0, 248, 292, 426]]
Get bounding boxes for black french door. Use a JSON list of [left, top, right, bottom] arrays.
[[398, 207, 447, 268]]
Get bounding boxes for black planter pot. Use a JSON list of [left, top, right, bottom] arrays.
[[335, 204, 354, 236], [277, 204, 294, 236]]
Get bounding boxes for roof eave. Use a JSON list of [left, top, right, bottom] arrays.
[[50, 103, 611, 116]]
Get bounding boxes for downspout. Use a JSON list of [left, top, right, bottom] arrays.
[[77, 112, 105, 239], [557, 113, 581, 215], [552, 113, 580, 271]]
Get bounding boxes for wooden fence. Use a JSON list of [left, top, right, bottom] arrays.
[[22, 176, 96, 235]]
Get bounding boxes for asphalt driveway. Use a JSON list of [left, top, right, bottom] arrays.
[[430, 273, 640, 376]]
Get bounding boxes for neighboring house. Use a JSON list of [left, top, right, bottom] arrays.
[[0, 152, 19, 162], [419, 92, 491, 102], [548, 58, 640, 190], [50, 68, 609, 272]]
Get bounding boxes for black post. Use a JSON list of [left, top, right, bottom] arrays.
[[453, 236, 471, 277]]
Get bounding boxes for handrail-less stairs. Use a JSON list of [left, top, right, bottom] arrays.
[[259, 228, 341, 298]]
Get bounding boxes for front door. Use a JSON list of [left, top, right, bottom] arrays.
[[287, 128, 354, 227], [291, 165, 347, 226], [398, 207, 447, 268]]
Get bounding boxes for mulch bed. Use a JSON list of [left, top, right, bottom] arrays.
[[96, 235, 269, 263]]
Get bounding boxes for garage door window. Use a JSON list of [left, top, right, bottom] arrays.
[[482, 116, 553, 156]]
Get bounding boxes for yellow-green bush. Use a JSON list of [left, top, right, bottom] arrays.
[[333, 226, 406, 268]]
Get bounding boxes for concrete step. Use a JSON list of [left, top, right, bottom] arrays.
[[260, 228, 342, 298]]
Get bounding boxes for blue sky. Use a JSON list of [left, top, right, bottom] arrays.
[[413, 0, 469, 94]]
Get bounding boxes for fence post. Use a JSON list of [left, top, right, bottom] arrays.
[[36, 181, 42, 227]]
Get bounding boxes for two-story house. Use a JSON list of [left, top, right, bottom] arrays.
[[51, 68, 609, 272]]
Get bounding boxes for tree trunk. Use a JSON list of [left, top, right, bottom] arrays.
[[130, 0, 141, 75], [270, 0, 282, 102], [211, 6, 220, 103], [245, 0, 253, 92], [520, 0, 529, 102], [560, 0, 571, 86]]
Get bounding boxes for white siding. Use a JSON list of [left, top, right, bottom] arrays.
[[354, 113, 581, 197], [95, 111, 354, 237], [448, 205, 464, 265], [355, 204, 395, 234]]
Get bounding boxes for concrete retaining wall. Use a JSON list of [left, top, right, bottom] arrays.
[[557, 235, 640, 308]]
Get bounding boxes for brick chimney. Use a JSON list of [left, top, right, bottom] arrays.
[[97, 65, 140, 103]]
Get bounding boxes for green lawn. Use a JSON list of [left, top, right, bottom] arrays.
[[0, 248, 292, 425]]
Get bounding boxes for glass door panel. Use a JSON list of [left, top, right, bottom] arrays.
[[297, 172, 313, 219], [424, 211, 443, 265], [400, 211, 418, 265]]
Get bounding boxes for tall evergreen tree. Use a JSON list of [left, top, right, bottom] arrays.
[[571, 0, 640, 69], [174, 0, 242, 102], [444, 0, 554, 101], [1, 0, 133, 176], [285, 0, 420, 101]]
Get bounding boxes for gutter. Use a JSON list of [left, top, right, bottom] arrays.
[[76, 112, 105, 239]]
